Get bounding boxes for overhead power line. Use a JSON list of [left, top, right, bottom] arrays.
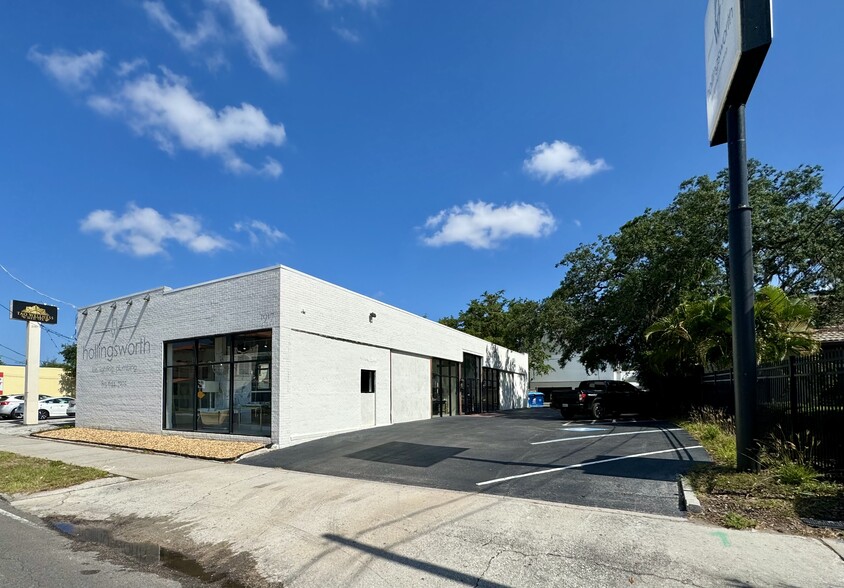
[[0, 262, 77, 309], [0, 342, 26, 359]]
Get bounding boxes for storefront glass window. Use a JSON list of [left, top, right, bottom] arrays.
[[163, 330, 271, 437], [165, 366, 195, 431]]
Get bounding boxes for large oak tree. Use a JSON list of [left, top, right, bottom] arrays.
[[548, 162, 843, 377]]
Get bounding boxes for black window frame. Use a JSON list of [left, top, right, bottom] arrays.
[[162, 329, 272, 437], [361, 369, 376, 393]]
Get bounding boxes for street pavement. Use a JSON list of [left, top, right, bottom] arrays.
[[0, 500, 202, 587], [0, 422, 843, 586]]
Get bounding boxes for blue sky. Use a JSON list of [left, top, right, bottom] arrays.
[[1, 1, 842, 363]]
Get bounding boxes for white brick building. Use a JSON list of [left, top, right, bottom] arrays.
[[76, 266, 529, 446]]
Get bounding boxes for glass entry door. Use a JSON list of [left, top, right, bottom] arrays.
[[482, 367, 501, 412], [432, 358, 459, 417], [461, 353, 481, 414]]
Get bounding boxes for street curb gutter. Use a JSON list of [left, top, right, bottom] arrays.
[[678, 475, 702, 513]]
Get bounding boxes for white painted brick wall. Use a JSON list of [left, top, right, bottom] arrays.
[[76, 268, 281, 439], [76, 265, 529, 446], [390, 351, 432, 423]]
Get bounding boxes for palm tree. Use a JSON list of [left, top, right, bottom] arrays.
[[645, 295, 732, 373], [645, 286, 819, 374], [754, 285, 819, 363]]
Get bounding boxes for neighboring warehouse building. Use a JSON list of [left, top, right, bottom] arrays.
[[76, 266, 529, 446], [0, 366, 66, 397], [530, 352, 634, 392]]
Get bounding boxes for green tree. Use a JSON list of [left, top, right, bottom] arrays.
[[548, 162, 843, 376], [440, 291, 553, 375], [38, 344, 77, 396], [645, 286, 819, 374]]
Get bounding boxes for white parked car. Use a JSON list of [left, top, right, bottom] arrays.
[[66, 398, 76, 417], [10, 396, 76, 420], [0, 394, 51, 419]]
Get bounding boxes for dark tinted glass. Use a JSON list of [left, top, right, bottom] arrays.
[[166, 340, 195, 366]]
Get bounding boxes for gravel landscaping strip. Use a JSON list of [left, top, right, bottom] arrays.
[[34, 427, 266, 461]]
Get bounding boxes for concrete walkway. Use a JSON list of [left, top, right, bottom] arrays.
[[1, 432, 843, 587]]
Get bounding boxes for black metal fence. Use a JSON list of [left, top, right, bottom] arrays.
[[700, 347, 844, 473]]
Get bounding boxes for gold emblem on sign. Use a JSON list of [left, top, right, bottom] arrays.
[[18, 305, 53, 322]]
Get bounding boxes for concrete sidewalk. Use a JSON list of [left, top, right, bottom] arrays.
[[2, 433, 843, 587]]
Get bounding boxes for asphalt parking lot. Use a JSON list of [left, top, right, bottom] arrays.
[[241, 407, 710, 517]]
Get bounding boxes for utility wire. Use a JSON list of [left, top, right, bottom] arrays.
[[799, 184, 844, 244], [42, 326, 76, 342], [764, 184, 844, 286], [43, 328, 61, 353], [0, 262, 77, 309], [0, 342, 26, 359]]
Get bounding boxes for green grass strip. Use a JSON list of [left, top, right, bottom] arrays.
[[0, 451, 110, 495]]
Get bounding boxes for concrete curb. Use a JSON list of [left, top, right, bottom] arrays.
[[821, 538, 844, 561], [678, 475, 702, 513], [0, 476, 134, 503]]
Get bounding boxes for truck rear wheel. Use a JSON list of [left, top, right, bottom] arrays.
[[591, 402, 604, 420]]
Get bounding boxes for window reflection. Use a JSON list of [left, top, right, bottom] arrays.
[[164, 330, 271, 437]]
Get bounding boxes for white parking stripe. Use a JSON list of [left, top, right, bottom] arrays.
[[569, 419, 664, 426], [532, 428, 683, 445], [476, 445, 704, 486], [0, 508, 41, 529]]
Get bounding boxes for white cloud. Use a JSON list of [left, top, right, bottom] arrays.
[[143, 1, 218, 51], [212, 0, 288, 79], [422, 201, 556, 249], [116, 58, 148, 77], [234, 219, 288, 246], [27, 47, 105, 90], [80, 204, 229, 256], [332, 26, 361, 43], [573, 219, 582, 228], [317, 0, 384, 11], [523, 140, 609, 182], [89, 69, 286, 175], [143, 0, 286, 78]]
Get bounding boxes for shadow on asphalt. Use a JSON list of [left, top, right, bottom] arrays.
[[347, 441, 469, 467]]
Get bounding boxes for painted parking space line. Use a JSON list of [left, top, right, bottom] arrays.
[[533, 428, 683, 445], [476, 445, 704, 487], [563, 418, 664, 427]]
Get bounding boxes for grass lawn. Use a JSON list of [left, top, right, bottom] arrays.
[[680, 408, 843, 538], [0, 451, 111, 495]]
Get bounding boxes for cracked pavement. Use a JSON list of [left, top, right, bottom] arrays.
[[2, 435, 844, 586]]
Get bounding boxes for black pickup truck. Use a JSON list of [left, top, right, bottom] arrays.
[[548, 380, 645, 419]]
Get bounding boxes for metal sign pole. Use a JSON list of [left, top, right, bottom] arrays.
[[726, 103, 758, 471]]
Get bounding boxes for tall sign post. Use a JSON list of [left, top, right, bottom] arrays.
[[10, 301, 58, 425], [705, 0, 772, 471]]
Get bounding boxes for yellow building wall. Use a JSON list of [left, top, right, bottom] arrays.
[[0, 366, 65, 397]]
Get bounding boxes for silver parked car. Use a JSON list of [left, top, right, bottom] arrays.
[[0, 394, 51, 419], [11, 396, 76, 420]]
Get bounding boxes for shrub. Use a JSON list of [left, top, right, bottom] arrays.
[[723, 512, 757, 530], [758, 426, 821, 480], [774, 462, 819, 486]]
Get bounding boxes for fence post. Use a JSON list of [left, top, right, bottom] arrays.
[[788, 355, 798, 434]]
